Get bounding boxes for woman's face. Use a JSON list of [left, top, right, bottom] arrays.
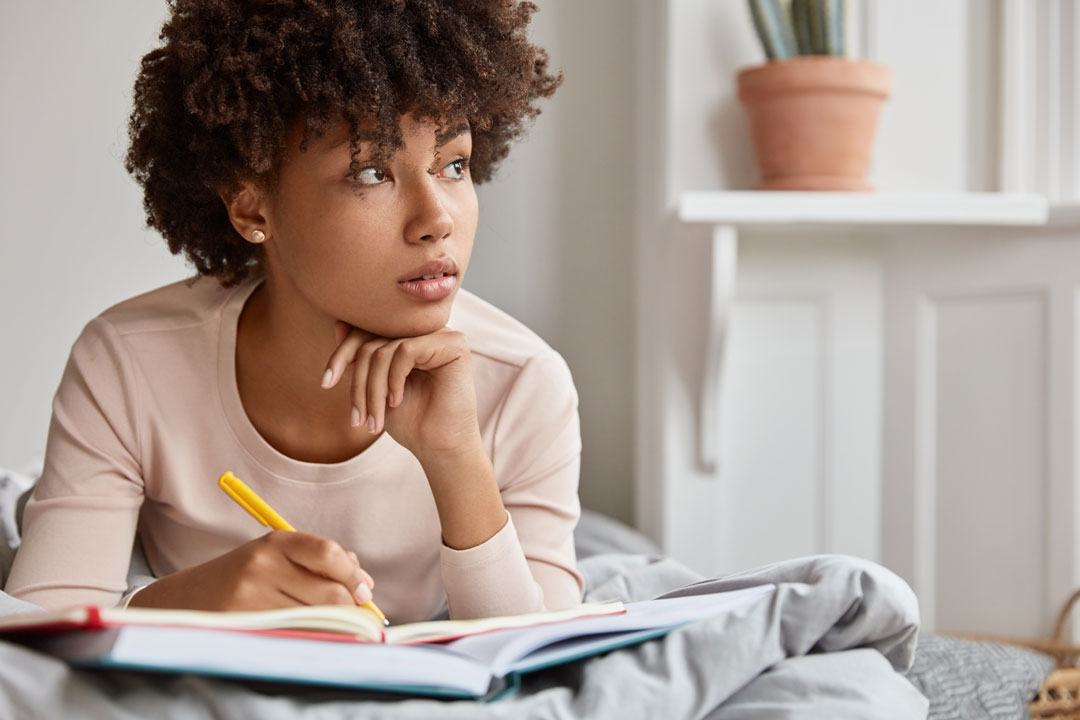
[[259, 113, 478, 339]]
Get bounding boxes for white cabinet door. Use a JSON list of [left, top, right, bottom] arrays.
[[720, 232, 883, 572], [883, 230, 1080, 636]]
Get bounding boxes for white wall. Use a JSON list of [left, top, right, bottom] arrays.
[[0, 2, 638, 524], [470, 1, 636, 523], [0, 2, 187, 472]]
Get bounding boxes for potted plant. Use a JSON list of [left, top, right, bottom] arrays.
[[740, 0, 891, 191]]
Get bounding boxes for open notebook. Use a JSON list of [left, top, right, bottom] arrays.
[[0, 585, 775, 700], [0, 600, 622, 645]]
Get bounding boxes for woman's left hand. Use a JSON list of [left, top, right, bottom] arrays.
[[321, 322, 481, 459]]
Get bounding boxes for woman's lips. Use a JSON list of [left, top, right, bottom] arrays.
[[397, 274, 458, 301]]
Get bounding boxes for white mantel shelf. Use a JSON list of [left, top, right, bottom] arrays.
[[678, 191, 1050, 227]]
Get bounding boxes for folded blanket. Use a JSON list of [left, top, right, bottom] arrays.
[[0, 553, 928, 719]]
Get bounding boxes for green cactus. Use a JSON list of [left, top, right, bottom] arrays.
[[791, 0, 815, 55], [820, 0, 846, 55], [749, 0, 847, 60], [747, 0, 797, 60]]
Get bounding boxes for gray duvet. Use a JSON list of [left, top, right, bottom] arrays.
[[0, 552, 928, 719]]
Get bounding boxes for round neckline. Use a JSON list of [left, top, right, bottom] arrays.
[[216, 277, 397, 484]]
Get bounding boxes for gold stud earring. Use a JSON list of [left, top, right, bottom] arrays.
[[251, 229, 266, 243]]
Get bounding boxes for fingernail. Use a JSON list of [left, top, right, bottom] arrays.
[[354, 584, 372, 604], [367, 415, 376, 434], [351, 407, 361, 427], [321, 368, 333, 389]]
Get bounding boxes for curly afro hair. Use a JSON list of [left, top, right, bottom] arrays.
[[125, 0, 562, 286]]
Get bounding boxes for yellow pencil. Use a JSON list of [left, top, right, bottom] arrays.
[[218, 471, 389, 626]]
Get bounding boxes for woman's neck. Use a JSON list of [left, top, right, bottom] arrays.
[[234, 275, 379, 464]]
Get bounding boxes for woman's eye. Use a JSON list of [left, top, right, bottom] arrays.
[[442, 158, 469, 181], [354, 167, 387, 185]]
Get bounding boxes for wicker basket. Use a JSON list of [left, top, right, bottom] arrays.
[[1031, 668, 1080, 720], [1030, 590, 1080, 720], [956, 588, 1080, 719]]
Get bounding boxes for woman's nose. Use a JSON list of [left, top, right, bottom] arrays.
[[405, 178, 454, 243]]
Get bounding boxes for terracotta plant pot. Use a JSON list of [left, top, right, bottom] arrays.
[[737, 57, 891, 191]]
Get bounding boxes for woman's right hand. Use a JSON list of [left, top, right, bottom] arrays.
[[127, 531, 374, 611]]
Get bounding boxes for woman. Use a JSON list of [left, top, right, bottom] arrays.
[[6, 0, 583, 623]]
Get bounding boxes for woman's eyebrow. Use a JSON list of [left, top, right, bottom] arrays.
[[435, 122, 471, 147]]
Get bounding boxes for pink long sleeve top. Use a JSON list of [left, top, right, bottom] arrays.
[[5, 276, 584, 621]]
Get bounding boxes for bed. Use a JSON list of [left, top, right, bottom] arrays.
[[578, 507, 1056, 720], [0, 466, 1056, 719]]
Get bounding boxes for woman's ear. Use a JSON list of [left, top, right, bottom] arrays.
[[221, 182, 271, 245]]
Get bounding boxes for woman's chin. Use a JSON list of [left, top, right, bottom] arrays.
[[363, 312, 452, 340], [333, 291, 457, 339]]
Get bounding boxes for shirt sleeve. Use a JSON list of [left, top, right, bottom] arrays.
[[439, 350, 584, 619], [4, 318, 145, 609]]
